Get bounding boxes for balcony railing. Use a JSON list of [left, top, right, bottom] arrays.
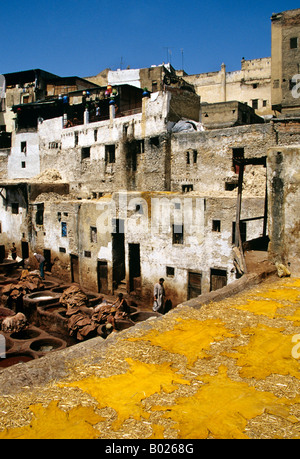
[[64, 105, 142, 128]]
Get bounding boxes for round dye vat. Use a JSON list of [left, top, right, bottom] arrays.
[[130, 311, 161, 322], [10, 328, 41, 340], [43, 304, 66, 314], [0, 353, 35, 368], [30, 337, 66, 353], [34, 295, 55, 300]]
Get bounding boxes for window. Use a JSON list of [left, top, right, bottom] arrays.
[[21, 141, 27, 153], [182, 184, 193, 193], [252, 99, 258, 110], [172, 224, 184, 245], [186, 149, 197, 165], [212, 220, 221, 232], [166, 266, 175, 277], [49, 142, 59, 149], [81, 147, 90, 160], [150, 136, 159, 147], [135, 204, 143, 214], [193, 150, 198, 164], [105, 144, 115, 163], [290, 37, 298, 49], [263, 100, 267, 107], [90, 226, 97, 243], [232, 148, 244, 174], [152, 81, 158, 92], [94, 129, 98, 142], [61, 222, 67, 237], [74, 132, 78, 146], [59, 247, 66, 253], [84, 251, 91, 258], [21, 161, 26, 168], [36, 203, 44, 225], [252, 83, 258, 89], [123, 124, 128, 137], [11, 203, 19, 214]]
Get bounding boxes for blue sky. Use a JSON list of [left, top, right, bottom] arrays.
[[1, 1, 300, 78]]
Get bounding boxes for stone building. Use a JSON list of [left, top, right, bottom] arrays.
[[271, 8, 300, 115], [182, 58, 272, 118], [0, 7, 299, 307]]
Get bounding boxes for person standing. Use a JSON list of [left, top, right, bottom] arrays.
[[11, 242, 17, 260], [33, 252, 45, 280], [153, 278, 165, 313]]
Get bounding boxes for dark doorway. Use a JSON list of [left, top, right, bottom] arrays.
[[188, 272, 202, 299], [129, 243, 140, 293], [210, 268, 227, 291], [0, 245, 5, 263], [43, 249, 52, 272], [97, 260, 108, 294], [70, 254, 79, 283], [112, 219, 125, 290], [21, 241, 29, 260]]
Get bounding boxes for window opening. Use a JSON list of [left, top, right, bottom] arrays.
[[166, 266, 175, 277], [36, 203, 44, 225], [150, 136, 159, 147], [212, 220, 221, 232], [11, 203, 19, 214], [21, 141, 27, 153], [90, 226, 97, 243], [81, 147, 90, 160], [172, 224, 184, 244], [252, 99, 258, 110], [290, 37, 298, 49], [182, 184, 193, 193], [232, 148, 244, 174], [105, 144, 115, 163], [61, 222, 67, 237]]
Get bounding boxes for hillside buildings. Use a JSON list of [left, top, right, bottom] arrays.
[[0, 8, 299, 307]]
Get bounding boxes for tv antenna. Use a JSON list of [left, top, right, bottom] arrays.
[[163, 47, 173, 64]]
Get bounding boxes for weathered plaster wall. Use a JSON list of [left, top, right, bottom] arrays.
[[267, 145, 300, 274], [8, 130, 40, 179], [0, 185, 28, 257], [170, 123, 274, 193]]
